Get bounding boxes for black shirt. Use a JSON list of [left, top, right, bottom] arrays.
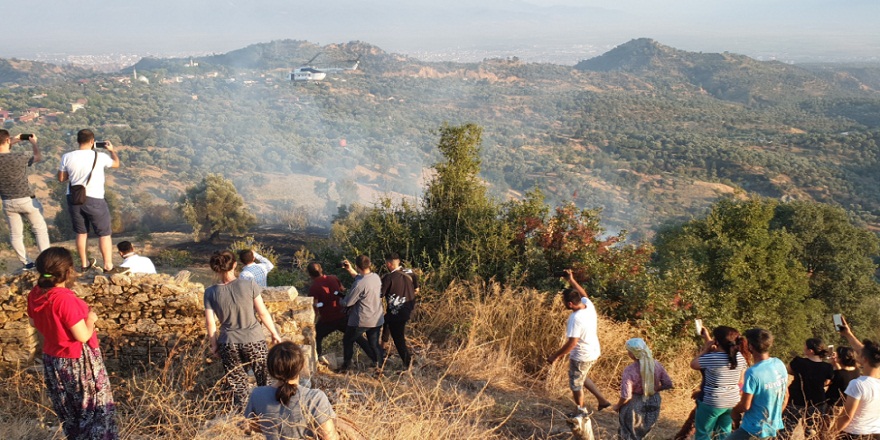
[[788, 356, 834, 407], [826, 368, 860, 407], [381, 269, 417, 320]]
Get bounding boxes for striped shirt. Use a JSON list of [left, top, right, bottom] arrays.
[[698, 351, 747, 408]]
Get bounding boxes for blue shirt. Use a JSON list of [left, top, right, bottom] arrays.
[[741, 357, 787, 438]]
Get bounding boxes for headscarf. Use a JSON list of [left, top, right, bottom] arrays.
[[625, 338, 656, 399]]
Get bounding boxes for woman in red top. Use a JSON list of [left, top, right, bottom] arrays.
[[26, 247, 117, 440]]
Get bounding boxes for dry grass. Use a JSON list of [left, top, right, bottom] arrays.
[[1, 281, 702, 439]]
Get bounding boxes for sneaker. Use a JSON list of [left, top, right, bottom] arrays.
[[23, 262, 36, 270], [80, 258, 98, 273]]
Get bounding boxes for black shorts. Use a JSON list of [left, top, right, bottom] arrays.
[[67, 196, 112, 237]]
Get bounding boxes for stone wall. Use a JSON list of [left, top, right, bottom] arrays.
[[0, 272, 314, 374]]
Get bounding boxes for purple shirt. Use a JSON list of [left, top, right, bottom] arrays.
[[620, 360, 674, 399]]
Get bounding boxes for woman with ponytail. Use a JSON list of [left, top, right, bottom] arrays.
[[245, 341, 339, 440], [204, 250, 283, 407], [781, 338, 834, 439], [26, 247, 117, 439], [612, 338, 674, 440], [831, 316, 880, 439], [689, 326, 750, 440]]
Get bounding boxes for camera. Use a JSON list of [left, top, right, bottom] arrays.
[[19, 134, 33, 141], [95, 141, 108, 149], [336, 261, 349, 269], [552, 270, 569, 278]]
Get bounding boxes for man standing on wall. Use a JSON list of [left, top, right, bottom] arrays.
[[547, 269, 613, 414], [58, 129, 121, 274], [0, 131, 50, 270]]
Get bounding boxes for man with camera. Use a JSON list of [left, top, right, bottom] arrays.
[[307, 262, 370, 361], [380, 252, 418, 370], [57, 129, 121, 274], [547, 269, 612, 414], [0, 130, 50, 270], [338, 255, 384, 373]]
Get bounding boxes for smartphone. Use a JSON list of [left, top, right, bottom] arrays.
[[19, 133, 32, 141], [832, 314, 843, 331], [695, 319, 703, 336], [95, 141, 108, 149]]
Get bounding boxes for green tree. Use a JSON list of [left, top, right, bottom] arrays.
[[177, 174, 256, 241], [653, 198, 817, 355]]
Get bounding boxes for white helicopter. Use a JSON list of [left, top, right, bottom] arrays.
[[290, 53, 360, 81]]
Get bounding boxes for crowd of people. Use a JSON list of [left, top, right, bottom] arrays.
[[9, 129, 880, 439]]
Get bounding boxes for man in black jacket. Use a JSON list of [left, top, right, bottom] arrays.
[[380, 252, 418, 370]]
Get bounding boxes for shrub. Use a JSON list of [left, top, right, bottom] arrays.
[[154, 249, 193, 267]]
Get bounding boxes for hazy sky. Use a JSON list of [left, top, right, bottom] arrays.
[[4, 0, 879, 63]]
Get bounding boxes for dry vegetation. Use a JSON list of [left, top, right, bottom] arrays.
[[0, 281, 737, 439]]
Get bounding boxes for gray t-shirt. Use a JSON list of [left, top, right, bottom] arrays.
[[245, 386, 336, 440], [0, 152, 34, 200], [340, 272, 384, 328], [204, 278, 265, 344]]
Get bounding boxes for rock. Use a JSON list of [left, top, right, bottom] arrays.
[[261, 286, 298, 303], [110, 274, 132, 287]]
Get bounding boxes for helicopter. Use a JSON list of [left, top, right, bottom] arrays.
[[290, 53, 360, 81]]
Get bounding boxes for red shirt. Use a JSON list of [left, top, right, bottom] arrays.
[[309, 275, 346, 322], [27, 286, 98, 358]]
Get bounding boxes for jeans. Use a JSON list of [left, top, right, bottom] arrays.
[[383, 317, 411, 368], [342, 325, 381, 368], [315, 318, 369, 357], [2, 197, 50, 265]]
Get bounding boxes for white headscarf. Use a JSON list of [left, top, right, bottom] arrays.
[[625, 338, 656, 399]]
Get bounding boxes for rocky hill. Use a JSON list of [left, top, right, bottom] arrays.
[[574, 38, 864, 104]]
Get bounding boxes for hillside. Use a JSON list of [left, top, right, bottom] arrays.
[[1, 39, 880, 237], [575, 38, 858, 104], [0, 58, 92, 86]]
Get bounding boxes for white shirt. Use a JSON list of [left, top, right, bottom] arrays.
[[120, 253, 157, 274], [59, 149, 114, 199], [565, 297, 601, 362], [844, 376, 880, 435]]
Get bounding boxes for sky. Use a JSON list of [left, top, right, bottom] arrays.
[[3, 0, 879, 63]]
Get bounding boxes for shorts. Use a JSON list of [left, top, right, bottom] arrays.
[[68, 196, 112, 237], [569, 359, 597, 391]]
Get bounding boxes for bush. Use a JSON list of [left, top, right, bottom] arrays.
[[154, 249, 193, 267]]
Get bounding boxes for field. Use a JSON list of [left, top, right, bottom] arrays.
[[0, 231, 707, 439], [1, 231, 832, 439]]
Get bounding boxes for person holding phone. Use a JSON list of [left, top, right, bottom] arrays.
[[0, 130, 50, 270], [690, 326, 751, 440], [830, 316, 880, 439], [57, 129, 121, 274]]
